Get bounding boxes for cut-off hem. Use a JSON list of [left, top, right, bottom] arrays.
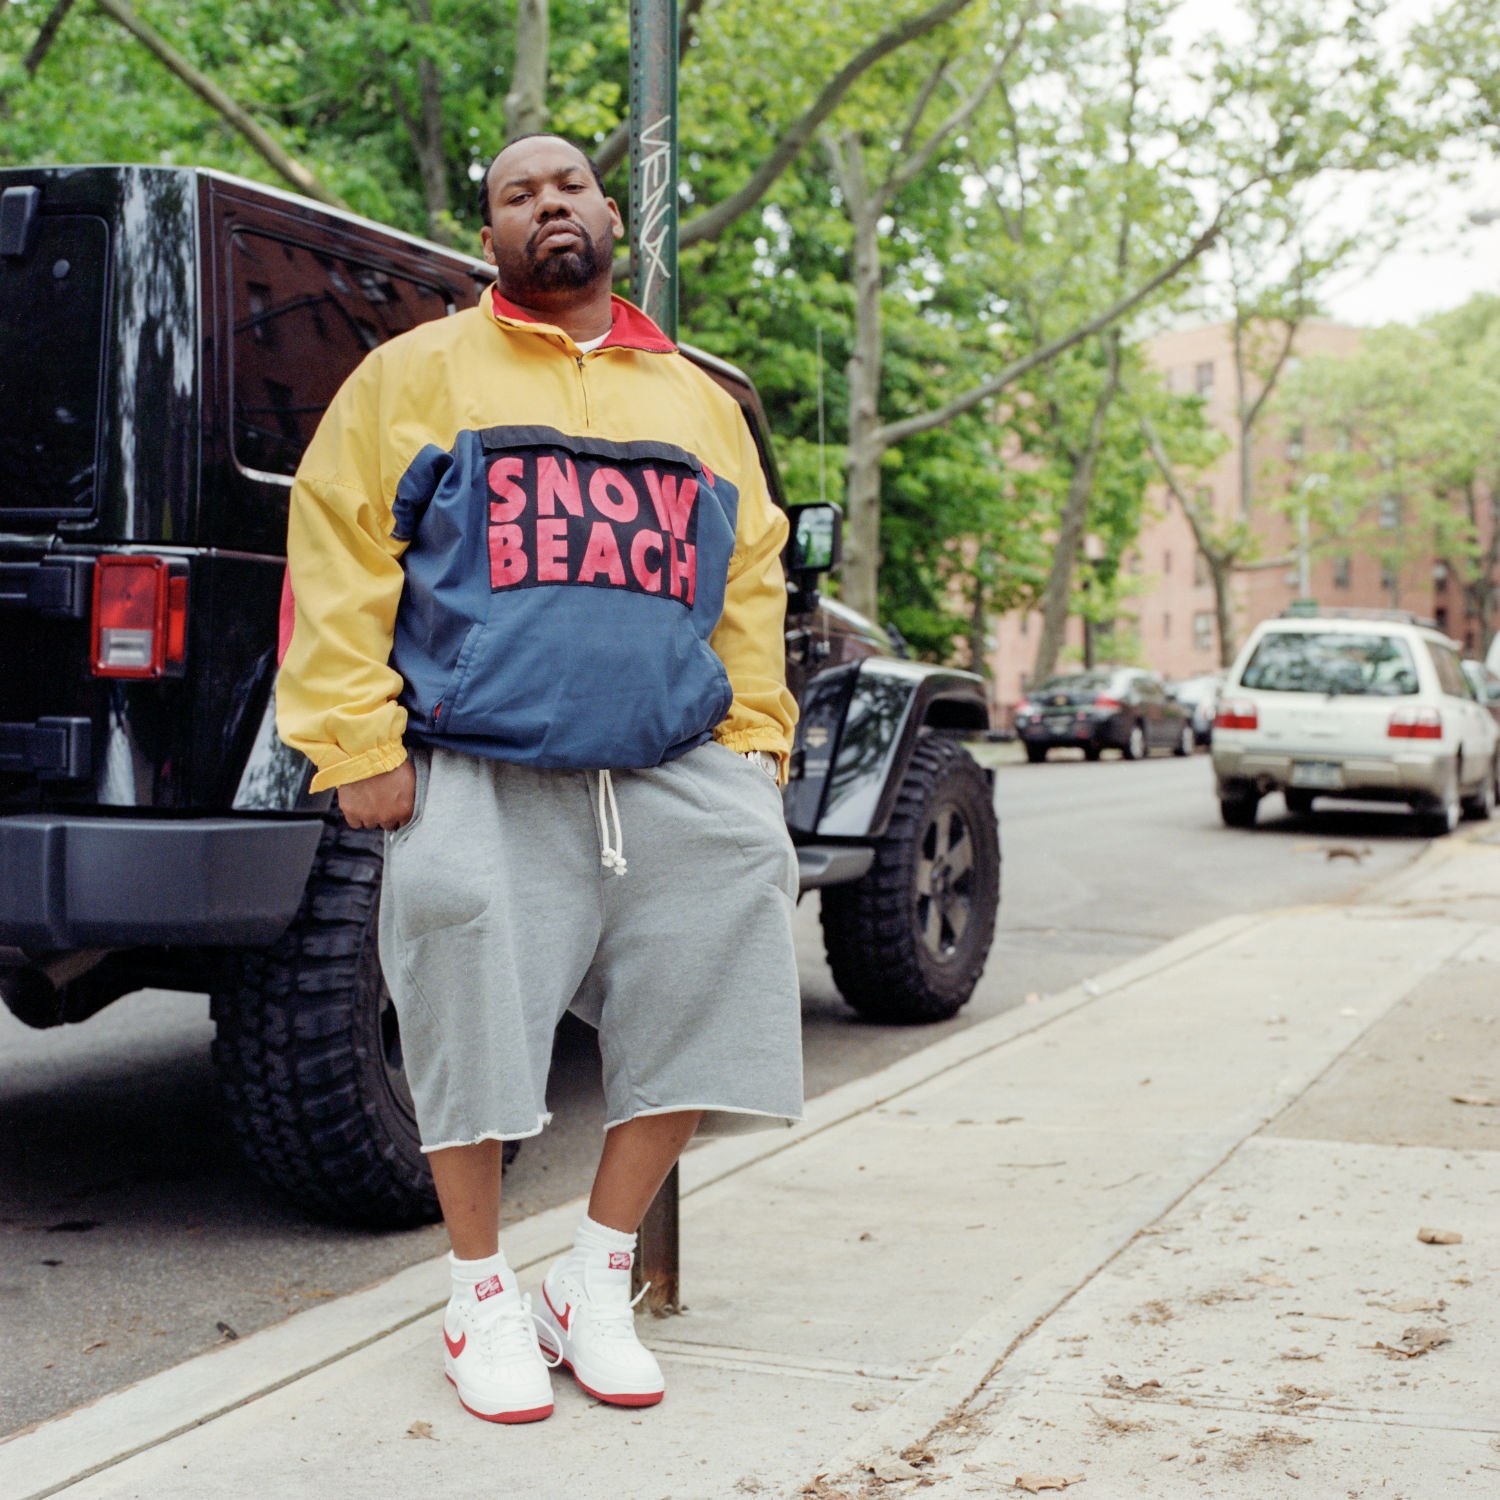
[[603, 1101, 802, 1134], [421, 1115, 551, 1154]]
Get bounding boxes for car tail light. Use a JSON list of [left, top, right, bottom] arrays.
[[1094, 695, 1121, 711], [1215, 698, 1258, 731], [1388, 708, 1442, 740], [1015, 699, 1032, 716], [92, 555, 188, 678]]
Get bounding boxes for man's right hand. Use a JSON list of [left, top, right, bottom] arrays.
[[337, 759, 416, 830]]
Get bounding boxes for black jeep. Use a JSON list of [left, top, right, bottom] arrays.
[[0, 165, 1000, 1226]]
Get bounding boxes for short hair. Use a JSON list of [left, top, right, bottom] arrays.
[[478, 134, 609, 225]]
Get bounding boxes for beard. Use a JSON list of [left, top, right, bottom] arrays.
[[497, 219, 612, 296]]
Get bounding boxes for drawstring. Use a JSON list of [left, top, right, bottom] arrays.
[[595, 769, 627, 876]]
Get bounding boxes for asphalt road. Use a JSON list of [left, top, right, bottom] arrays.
[[0, 748, 1440, 1435]]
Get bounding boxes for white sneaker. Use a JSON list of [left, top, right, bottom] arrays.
[[443, 1270, 556, 1424], [535, 1253, 665, 1407]]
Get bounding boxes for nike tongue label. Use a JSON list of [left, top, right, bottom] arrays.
[[608, 1251, 632, 1271], [474, 1273, 505, 1301]]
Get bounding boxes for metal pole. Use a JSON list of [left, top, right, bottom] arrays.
[[628, 0, 681, 1318]]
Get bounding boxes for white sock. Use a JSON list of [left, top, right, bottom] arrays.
[[449, 1247, 514, 1302], [555, 1215, 636, 1297]]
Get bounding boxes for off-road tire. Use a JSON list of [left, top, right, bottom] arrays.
[[1025, 743, 1047, 764], [211, 821, 500, 1226], [820, 736, 1000, 1025], [1284, 789, 1315, 816], [1220, 793, 1259, 828]]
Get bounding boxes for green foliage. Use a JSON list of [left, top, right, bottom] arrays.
[[1273, 297, 1500, 622]]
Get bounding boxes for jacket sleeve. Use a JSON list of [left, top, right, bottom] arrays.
[[709, 415, 798, 781], [276, 358, 411, 793]]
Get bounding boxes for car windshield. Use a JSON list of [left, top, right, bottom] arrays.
[[1031, 671, 1115, 695], [1240, 631, 1419, 696]]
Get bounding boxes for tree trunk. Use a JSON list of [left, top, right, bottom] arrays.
[[839, 147, 885, 622], [1032, 340, 1121, 682], [967, 566, 988, 676], [1210, 553, 1237, 666], [505, 0, 549, 138], [401, 0, 451, 243]]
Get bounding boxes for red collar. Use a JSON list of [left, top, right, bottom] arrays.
[[489, 286, 676, 353]]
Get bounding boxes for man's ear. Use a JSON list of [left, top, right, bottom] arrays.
[[480, 226, 496, 265], [606, 198, 624, 241]]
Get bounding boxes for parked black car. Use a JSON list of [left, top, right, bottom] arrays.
[[1014, 667, 1194, 762], [0, 165, 1000, 1227]]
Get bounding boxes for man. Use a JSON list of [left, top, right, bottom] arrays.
[[277, 133, 802, 1425]]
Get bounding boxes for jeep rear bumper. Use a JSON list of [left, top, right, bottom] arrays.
[[0, 814, 324, 950]]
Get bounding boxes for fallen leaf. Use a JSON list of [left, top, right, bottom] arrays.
[[1249, 1273, 1295, 1288], [1370, 1326, 1451, 1360], [81, 1339, 108, 1354], [1104, 1375, 1164, 1397], [405, 1420, 436, 1440], [871, 1458, 922, 1482], [216, 1321, 238, 1341], [1451, 1094, 1500, 1107], [1379, 1297, 1446, 1315], [852, 1399, 879, 1412], [1013, 1477, 1086, 1494], [1417, 1227, 1463, 1245]]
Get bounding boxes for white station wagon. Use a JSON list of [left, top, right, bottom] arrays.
[[1211, 610, 1500, 835]]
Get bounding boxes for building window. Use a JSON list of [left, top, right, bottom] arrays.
[[1286, 424, 1305, 461], [1163, 549, 1171, 574], [1435, 607, 1449, 635], [1019, 613, 1028, 636], [1378, 494, 1401, 529], [1333, 555, 1351, 589], [1193, 551, 1209, 588], [1195, 361, 1215, 398], [1193, 612, 1213, 652], [1163, 611, 1172, 637], [1380, 561, 1397, 593]]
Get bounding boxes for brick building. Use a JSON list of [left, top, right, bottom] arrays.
[[982, 319, 1465, 720]]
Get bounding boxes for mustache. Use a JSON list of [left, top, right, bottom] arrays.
[[527, 219, 589, 256]]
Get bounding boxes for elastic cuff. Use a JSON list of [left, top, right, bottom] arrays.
[[308, 740, 409, 793], [712, 729, 790, 785]]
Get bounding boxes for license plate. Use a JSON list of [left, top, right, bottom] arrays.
[[1045, 716, 1072, 732], [1290, 760, 1343, 789]]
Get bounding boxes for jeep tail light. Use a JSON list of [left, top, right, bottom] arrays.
[[1015, 699, 1032, 716], [1388, 708, 1442, 740], [1094, 695, 1122, 711], [1215, 698, 1258, 731], [92, 555, 188, 678]]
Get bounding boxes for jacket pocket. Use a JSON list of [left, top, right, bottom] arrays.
[[430, 624, 483, 734]]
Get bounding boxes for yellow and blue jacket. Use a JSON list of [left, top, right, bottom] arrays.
[[277, 288, 797, 793]]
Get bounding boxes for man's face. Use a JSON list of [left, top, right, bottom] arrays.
[[480, 138, 623, 301]]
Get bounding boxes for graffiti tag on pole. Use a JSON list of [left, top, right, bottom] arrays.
[[635, 112, 674, 315]]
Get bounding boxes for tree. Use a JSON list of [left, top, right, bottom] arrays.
[[1273, 297, 1500, 653]]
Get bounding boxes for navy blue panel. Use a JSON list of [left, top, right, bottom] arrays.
[[389, 427, 741, 770]]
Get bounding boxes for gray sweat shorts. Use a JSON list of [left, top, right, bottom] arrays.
[[377, 740, 804, 1151]]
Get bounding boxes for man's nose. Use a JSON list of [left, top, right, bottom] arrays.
[[535, 183, 570, 216]]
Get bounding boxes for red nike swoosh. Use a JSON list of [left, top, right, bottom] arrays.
[[542, 1285, 571, 1332], [444, 1328, 466, 1359]]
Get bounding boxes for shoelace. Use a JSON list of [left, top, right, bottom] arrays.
[[473, 1292, 562, 1368], [594, 769, 627, 876], [579, 1281, 651, 1342]]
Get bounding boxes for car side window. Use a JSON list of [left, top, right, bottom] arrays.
[[1427, 642, 1472, 700], [229, 232, 450, 477]]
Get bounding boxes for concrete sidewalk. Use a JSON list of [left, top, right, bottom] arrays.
[[5, 833, 1499, 1500]]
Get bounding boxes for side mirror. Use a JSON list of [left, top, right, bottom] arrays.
[[787, 502, 842, 576]]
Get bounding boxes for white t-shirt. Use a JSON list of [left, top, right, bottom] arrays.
[[575, 332, 608, 353]]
